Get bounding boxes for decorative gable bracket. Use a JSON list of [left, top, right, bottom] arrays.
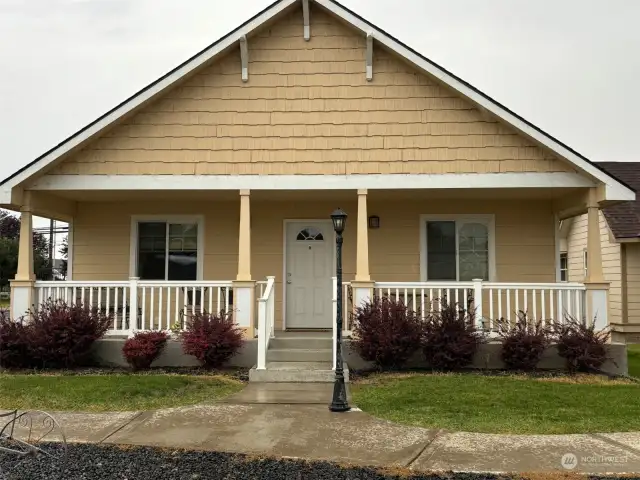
[[302, 0, 311, 41], [366, 32, 373, 81], [240, 35, 249, 82]]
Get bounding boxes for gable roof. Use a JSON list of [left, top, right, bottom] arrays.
[[0, 0, 634, 203], [597, 162, 640, 238]]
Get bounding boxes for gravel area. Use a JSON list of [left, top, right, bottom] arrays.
[[0, 444, 629, 480]]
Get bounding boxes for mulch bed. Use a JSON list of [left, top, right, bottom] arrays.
[[0, 444, 631, 480]]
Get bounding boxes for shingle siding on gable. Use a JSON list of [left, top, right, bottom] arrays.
[[50, 6, 574, 176]]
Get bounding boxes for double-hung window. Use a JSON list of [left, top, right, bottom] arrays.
[[421, 215, 494, 281], [133, 217, 202, 281]]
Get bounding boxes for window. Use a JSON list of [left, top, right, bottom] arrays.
[[296, 227, 324, 241], [560, 252, 568, 282], [421, 215, 494, 281], [133, 217, 202, 280]]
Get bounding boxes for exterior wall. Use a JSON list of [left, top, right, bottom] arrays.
[[49, 5, 573, 177], [624, 243, 640, 326], [72, 197, 556, 329], [566, 211, 622, 323]]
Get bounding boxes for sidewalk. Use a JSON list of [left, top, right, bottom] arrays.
[[5, 383, 640, 475]]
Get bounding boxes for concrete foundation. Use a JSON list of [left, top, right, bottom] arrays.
[[91, 337, 628, 376], [91, 338, 258, 368], [344, 340, 629, 376]]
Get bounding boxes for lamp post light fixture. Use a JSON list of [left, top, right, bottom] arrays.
[[329, 207, 350, 412]]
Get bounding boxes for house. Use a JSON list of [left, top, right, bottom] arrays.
[[561, 162, 640, 343], [1, 0, 634, 378]]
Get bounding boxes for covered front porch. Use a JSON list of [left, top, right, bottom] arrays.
[[9, 183, 611, 370]]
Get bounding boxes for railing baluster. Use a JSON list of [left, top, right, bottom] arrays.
[[217, 287, 222, 314], [532, 289, 537, 320], [514, 289, 519, 316], [208, 286, 213, 314], [158, 287, 163, 330], [420, 288, 425, 319], [175, 287, 180, 328], [412, 288, 416, 312], [114, 286, 119, 330], [489, 287, 494, 324], [541, 289, 546, 321], [141, 287, 147, 330], [506, 289, 511, 322], [150, 287, 155, 330], [166, 287, 171, 330], [225, 286, 230, 313]]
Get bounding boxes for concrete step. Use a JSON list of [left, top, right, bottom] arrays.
[[249, 361, 349, 383], [267, 348, 332, 363], [269, 336, 332, 350]]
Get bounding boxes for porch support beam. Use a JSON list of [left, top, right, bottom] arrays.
[[586, 188, 604, 283], [355, 189, 370, 282], [302, 0, 310, 40], [584, 187, 609, 329], [237, 189, 251, 281], [10, 192, 36, 318], [239, 35, 249, 82]]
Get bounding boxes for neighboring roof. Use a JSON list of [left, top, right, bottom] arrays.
[[0, 0, 634, 203], [597, 162, 640, 238]]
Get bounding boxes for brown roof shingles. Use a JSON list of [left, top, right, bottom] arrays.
[[597, 162, 640, 238]]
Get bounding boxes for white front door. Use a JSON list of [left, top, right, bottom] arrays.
[[285, 221, 333, 329]]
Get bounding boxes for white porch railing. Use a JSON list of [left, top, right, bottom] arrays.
[[34, 279, 233, 336], [372, 280, 587, 330], [256, 276, 276, 370]]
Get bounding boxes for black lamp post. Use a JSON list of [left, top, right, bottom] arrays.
[[329, 207, 350, 412]]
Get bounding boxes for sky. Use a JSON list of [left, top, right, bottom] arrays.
[[1, 0, 639, 232]]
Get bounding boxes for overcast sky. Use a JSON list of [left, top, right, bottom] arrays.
[[1, 0, 639, 173]]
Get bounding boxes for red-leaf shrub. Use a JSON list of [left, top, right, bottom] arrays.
[[422, 303, 484, 370], [496, 311, 552, 370], [123, 331, 170, 371], [27, 299, 112, 369], [352, 296, 423, 370], [554, 315, 610, 373], [0, 311, 31, 368], [180, 311, 244, 368]]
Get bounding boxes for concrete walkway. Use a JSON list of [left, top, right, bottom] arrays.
[[4, 383, 640, 475]]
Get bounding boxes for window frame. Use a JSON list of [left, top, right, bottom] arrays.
[[559, 252, 568, 282], [129, 215, 205, 281], [419, 214, 496, 282]]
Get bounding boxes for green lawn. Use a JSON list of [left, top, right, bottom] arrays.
[[628, 344, 640, 378], [0, 374, 244, 412], [351, 373, 640, 434]]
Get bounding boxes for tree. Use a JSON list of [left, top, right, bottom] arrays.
[[59, 235, 68, 279], [0, 211, 50, 288]]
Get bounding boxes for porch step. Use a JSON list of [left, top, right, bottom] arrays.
[[267, 348, 332, 363], [249, 361, 349, 383], [269, 336, 332, 350]]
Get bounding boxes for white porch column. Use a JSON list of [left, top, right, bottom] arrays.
[[352, 189, 374, 310], [10, 196, 36, 319], [233, 189, 255, 337], [585, 187, 608, 329]]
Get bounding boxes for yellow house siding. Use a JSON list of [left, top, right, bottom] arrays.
[[50, 6, 573, 177], [71, 197, 556, 329], [566, 211, 622, 323], [624, 243, 640, 325]]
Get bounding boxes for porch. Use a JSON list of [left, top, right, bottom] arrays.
[[10, 185, 611, 374]]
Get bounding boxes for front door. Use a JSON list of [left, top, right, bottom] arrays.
[[285, 221, 333, 329]]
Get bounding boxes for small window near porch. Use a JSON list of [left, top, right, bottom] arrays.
[[560, 252, 568, 282], [424, 218, 492, 281], [296, 227, 324, 241], [137, 221, 198, 280]]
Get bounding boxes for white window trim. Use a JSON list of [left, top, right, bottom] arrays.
[[419, 214, 496, 282], [129, 215, 205, 280], [559, 252, 568, 282]]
